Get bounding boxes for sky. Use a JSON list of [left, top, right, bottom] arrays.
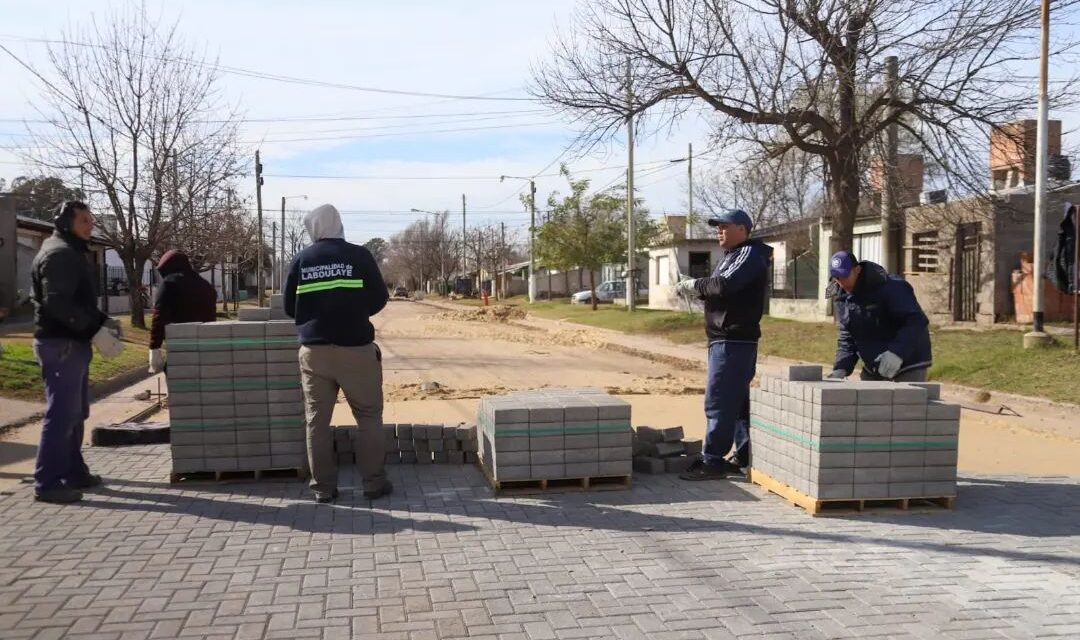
[[0, 0, 1077, 247]]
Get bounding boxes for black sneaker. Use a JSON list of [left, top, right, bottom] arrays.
[[363, 482, 393, 500], [679, 459, 728, 481], [35, 488, 83, 504], [314, 488, 339, 504], [722, 457, 749, 477], [68, 474, 103, 490]]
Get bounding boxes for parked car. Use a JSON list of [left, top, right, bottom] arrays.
[[570, 280, 648, 304], [393, 286, 409, 298]]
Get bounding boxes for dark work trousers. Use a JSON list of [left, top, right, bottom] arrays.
[[33, 338, 92, 492], [703, 340, 758, 468]]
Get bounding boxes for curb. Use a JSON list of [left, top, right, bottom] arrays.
[[0, 365, 153, 436]]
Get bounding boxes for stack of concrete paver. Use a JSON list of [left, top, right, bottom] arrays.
[[333, 424, 478, 465], [631, 426, 704, 474], [166, 320, 306, 475], [236, 293, 290, 321], [750, 364, 960, 500], [478, 388, 632, 483]]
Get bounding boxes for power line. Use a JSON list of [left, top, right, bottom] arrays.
[[0, 108, 550, 125], [0, 34, 537, 102], [244, 121, 559, 144]]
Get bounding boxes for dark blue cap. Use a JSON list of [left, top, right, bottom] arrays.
[[706, 209, 753, 232], [829, 251, 859, 279]]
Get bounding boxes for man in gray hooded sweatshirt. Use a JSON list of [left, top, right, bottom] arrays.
[[284, 204, 391, 503]]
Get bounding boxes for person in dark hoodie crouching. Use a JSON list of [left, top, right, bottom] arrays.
[[673, 209, 772, 481], [285, 204, 391, 504], [827, 251, 932, 382], [148, 250, 218, 373]]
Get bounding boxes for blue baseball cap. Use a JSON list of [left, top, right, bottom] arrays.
[[829, 251, 859, 279], [706, 209, 753, 232]]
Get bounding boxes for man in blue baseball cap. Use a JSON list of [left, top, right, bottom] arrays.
[[828, 250, 932, 382], [673, 209, 772, 480]]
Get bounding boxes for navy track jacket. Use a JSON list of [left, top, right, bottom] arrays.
[[691, 239, 773, 343]]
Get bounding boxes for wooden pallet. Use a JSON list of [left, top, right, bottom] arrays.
[[749, 468, 955, 517], [478, 462, 631, 495], [169, 467, 308, 484]]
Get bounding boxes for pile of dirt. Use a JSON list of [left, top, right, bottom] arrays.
[[386, 382, 512, 401], [434, 305, 527, 323]]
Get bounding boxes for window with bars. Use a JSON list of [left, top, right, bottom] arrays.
[[911, 231, 940, 273]]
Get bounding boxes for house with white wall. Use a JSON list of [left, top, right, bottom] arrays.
[[647, 215, 724, 311]]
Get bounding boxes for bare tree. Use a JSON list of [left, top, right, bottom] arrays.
[[29, 9, 245, 326], [532, 0, 1080, 253], [696, 148, 821, 228]]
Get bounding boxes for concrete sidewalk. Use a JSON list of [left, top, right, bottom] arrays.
[[0, 397, 45, 432]]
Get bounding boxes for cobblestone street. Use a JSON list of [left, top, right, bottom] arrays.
[[0, 445, 1077, 639]]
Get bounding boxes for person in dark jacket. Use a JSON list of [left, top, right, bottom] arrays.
[[827, 251, 933, 381], [148, 249, 218, 372], [284, 204, 390, 504], [30, 201, 123, 504], [673, 209, 772, 480]]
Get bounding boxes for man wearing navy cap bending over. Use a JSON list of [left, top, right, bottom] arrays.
[[827, 251, 932, 382], [674, 209, 771, 480]]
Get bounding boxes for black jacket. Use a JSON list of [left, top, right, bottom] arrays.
[[31, 230, 107, 341], [284, 238, 388, 346], [1051, 204, 1077, 294], [692, 239, 772, 343], [833, 261, 932, 376], [149, 252, 218, 349]]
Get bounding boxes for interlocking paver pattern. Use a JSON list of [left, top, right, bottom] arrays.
[[0, 445, 1076, 639]]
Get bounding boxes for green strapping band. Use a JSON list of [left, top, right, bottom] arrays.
[[170, 378, 300, 392], [296, 278, 364, 294], [168, 337, 297, 347], [750, 417, 957, 451]]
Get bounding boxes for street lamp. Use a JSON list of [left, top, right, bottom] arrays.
[[500, 175, 537, 303], [280, 195, 307, 292]]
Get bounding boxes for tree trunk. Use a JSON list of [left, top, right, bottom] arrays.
[[125, 258, 147, 328], [828, 151, 860, 255], [589, 269, 597, 311]]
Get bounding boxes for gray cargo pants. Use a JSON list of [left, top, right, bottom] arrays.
[[299, 343, 387, 495]]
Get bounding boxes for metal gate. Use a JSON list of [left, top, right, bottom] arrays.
[[953, 223, 980, 322]]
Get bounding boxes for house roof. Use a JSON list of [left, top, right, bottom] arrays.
[[16, 214, 111, 247], [752, 216, 817, 240]]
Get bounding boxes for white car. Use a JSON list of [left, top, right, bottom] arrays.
[[570, 280, 647, 304]]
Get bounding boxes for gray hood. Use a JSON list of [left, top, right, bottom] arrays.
[[304, 204, 345, 241]]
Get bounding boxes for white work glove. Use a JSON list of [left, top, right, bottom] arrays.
[[148, 348, 165, 373], [92, 325, 124, 359], [674, 278, 698, 296], [827, 369, 848, 380], [102, 316, 123, 340], [875, 351, 903, 379]]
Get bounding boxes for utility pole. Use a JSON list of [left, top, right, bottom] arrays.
[[500, 221, 506, 300], [1025, 0, 1053, 348], [687, 142, 693, 220], [420, 218, 425, 294], [271, 222, 277, 291], [255, 150, 265, 307], [462, 194, 467, 292], [881, 56, 899, 275], [280, 196, 286, 292], [529, 180, 537, 303], [625, 60, 636, 311]]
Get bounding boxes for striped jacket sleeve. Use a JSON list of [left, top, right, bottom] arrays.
[[693, 244, 766, 299]]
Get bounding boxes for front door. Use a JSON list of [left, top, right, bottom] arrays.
[[953, 223, 980, 322]]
